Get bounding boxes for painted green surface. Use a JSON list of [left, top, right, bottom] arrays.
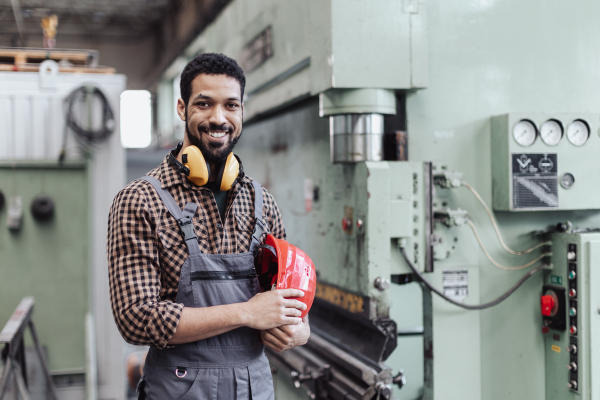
[[158, 0, 427, 125], [320, 88, 397, 116], [0, 162, 88, 373], [406, 1, 600, 398]]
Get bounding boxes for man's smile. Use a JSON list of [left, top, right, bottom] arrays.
[[207, 130, 228, 138]]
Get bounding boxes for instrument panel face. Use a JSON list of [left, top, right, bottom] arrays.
[[492, 113, 600, 211]]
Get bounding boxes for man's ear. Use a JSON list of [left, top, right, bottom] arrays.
[[176, 98, 186, 121]]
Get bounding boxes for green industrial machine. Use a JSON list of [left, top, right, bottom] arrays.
[[0, 162, 89, 373], [156, 0, 600, 399]]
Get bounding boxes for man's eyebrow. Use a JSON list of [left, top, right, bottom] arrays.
[[191, 93, 212, 102], [191, 93, 241, 102]]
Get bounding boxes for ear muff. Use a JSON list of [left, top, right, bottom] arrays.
[[216, 153, 240, 191], [182, 146, 210, 186], [170, 144, 240, 189]]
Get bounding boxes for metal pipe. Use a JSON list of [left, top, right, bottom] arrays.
[[330, 113, 384, 163]]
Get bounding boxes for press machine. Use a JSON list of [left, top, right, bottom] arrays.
[[156, 0, 600, 398]]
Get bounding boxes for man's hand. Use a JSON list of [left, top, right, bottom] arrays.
[[261, 315, 310, 352], [243, 289, 307, 330]]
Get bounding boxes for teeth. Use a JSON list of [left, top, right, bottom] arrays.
[[208, 131, 227, 138]]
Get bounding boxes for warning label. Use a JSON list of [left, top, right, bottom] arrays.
[[443, 269, 468, 301], [512, 153, 558, 209]]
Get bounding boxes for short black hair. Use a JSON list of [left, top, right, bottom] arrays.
[[179, 53, 246, 105]]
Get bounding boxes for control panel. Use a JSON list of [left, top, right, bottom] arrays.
[[491, 113, 600, 211], [545, 231, 600, 399], [566, 244, 579, 391]]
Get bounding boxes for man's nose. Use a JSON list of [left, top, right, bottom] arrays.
[[208, 105, 227, 126]]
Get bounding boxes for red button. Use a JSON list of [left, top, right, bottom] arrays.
[[541, 295, 555, 317], [542, 326, 550, 334], [341, 218, 349, 231], [570, 326, 577, 335]]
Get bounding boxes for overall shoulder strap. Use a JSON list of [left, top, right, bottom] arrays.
[[140, 176, 199, 255], [250, 180, 269, 252]]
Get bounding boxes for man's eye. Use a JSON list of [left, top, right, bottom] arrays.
[[227, 103, 239, 108]]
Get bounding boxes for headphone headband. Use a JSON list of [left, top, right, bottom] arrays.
[[168, 149, 190, 176]]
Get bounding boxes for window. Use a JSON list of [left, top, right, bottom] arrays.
[[120, 90, 152, 148]]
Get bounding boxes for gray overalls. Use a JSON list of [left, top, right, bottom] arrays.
[[138, 176, 274, 400]]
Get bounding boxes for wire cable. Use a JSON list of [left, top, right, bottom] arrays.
[[59, 86, 115, 162], [399, 247, 548, 310], [461, 181, 551, 255], [467, 220, 551, 271]]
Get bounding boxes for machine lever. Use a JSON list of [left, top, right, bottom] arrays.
[[290, 365, 331, 389], [393, 369, 407, 389]]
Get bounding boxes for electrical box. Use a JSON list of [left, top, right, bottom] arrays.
[[491, 113, 600, 211], [545, 231, 600, 399]]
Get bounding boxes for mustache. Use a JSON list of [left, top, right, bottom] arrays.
[[197, 123, 234, 134]]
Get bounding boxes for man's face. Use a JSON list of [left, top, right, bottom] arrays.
[[177, 73, 243, 163]]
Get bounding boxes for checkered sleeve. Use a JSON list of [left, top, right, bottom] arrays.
[[107, 187, 183, 348], [263, 188, 286, 241]]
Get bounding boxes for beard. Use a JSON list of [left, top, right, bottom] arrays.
[[185, 112, 242, 164]]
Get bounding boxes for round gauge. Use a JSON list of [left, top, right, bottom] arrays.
[[560, 173, 575, 189], [567, 119, 590, 146], [512, 119, 537, 146], [540, 119, 563, 146]]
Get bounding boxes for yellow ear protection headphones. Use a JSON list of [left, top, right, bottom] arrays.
[[168, 143, 242, 190]]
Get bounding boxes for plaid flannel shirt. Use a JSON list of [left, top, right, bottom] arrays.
[[107, 154, 286, 348]]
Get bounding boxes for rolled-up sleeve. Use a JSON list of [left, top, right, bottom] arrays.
[[107, 188, 183, 348]]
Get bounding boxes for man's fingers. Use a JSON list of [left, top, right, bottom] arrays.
[[283, 308, 302, 317], [277, 289, 305, 298], [284, 316, 302, 325], [283, 299, 307, 310], [262, 331, 286, 352], [267, 327, 289, 342]]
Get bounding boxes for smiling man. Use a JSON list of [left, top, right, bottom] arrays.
[[107, 53, 310, 400]]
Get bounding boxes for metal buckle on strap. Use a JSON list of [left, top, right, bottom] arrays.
[[177, 217, 196, 241], [252, 218, 269, 243]]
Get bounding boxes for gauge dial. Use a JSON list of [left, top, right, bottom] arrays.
[[560, 173, 575, 189], [567, 119, 590, 146], [540, 119, 563, 146], [512, 119, 537, 146]]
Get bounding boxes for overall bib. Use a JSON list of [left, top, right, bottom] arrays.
[[138, 176, 274, 400]]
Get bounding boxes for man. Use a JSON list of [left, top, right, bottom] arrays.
[[107, 53, 310, 400]]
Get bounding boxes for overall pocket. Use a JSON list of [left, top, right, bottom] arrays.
[[191, 268, 258, 308], [191, 267, 261, 347]]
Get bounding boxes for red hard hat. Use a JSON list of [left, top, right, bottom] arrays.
[[254, 234, 316, 318]]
